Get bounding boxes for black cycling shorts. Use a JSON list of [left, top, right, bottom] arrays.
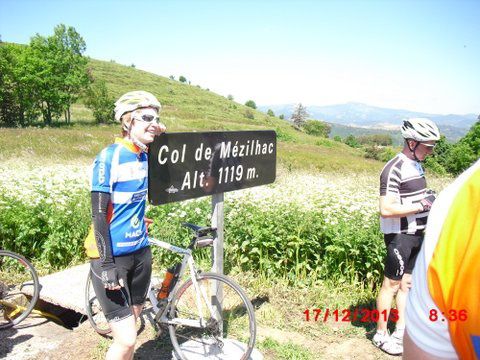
[[90, 246, 152, 322], [383, 233, 423, 281]]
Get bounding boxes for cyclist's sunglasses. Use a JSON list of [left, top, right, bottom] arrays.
[[419, 142, 436, 149], [132, 108, 159, 123]]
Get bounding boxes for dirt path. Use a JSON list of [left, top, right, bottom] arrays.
[[1, 314, 397, 360], [0, 314, 76, 360]]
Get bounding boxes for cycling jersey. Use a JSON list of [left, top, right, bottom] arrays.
[[91, 138, 149, 256], [379, 152, 428, 235], [406, 159, 480, 359]]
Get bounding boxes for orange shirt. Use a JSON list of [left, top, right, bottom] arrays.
[[427, 164, 480, 359], [406, 159, 480, 359]]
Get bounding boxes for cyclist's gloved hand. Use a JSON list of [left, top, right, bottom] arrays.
[[419, 190, 436, 212], [101, 263, 124, 290]]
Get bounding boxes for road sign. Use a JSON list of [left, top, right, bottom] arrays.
[[148, 130, 276, 205]]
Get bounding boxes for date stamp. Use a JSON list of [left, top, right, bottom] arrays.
[[303, 308, 399, 323]]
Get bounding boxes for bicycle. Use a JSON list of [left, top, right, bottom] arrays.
[[85, 223, 257, 360], [0, 250, 40, 329]]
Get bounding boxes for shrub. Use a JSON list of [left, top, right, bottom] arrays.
[[303, 120, 331, 137], [245, 109, 254, 119], [344, 135, 360, 148], [357, 134, 393, 146], [363, 145, 396, 162], [84, 80, 114, 123]]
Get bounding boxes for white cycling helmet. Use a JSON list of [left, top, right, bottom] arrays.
[[114, 90, 161, 121], [401, 118, 440, 142]]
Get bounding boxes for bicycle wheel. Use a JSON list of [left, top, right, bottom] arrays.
[[84, 270, 111, 335], [168, 272, 256, 360], [0, 250, 40, 329]]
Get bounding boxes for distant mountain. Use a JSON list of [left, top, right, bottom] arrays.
[[258, 102, 477, 141]]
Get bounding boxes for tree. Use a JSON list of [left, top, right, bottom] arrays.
[[444, 142, 475, 175], [303, 120, 331, 137], [169, 75, 175, 80], [0, 43, 40, 126], [344, 135, 360, 148], [279, 114, 285, 120], [461, 120, 480, 156], [227, 94, 234, 101], [27, 24, 90, 125], [267, 109, 275, 117], [84, 80, 114, 123], [357, 134, 393, 146], [245, 100, 257, 109], [291, 103, 308, 128], [179, 75, 187, 83]]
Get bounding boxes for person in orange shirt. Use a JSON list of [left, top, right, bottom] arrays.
[[404, 159, 480, 359]]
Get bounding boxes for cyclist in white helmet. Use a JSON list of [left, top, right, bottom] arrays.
[[89, 91, 166, 360], [372, 118, 440, 355]]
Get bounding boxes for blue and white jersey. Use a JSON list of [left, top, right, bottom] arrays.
[[91, 138, 149, 256]]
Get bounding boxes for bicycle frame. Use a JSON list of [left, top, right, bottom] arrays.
[[147, 237, 216, 329]]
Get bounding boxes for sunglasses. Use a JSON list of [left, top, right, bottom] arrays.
[[132, 109, 159, 123], [419, 142, 436, 149]]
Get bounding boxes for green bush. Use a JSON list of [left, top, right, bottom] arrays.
[[244, 100, 257, 109], [0, 176, 385, 287], [0, 189, 90, 268], [303, 120, 331, 137], [344, 135, 360, 148], [363, 145, 396, 162], [244, 109, 254, 119]]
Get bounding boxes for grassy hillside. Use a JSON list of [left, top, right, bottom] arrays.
[[0, 58, 383, 172]]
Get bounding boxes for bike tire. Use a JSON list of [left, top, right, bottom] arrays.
[[168, 272, 256, 360], [84, 270, 111, 335], [0, 250, 40, 330]]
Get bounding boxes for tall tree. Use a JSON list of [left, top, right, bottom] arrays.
[[291, 103, 308, 128], [84, 80, 114, 123], [27, 24, 90, 125], [245, 100, 257, 109], [0, 43, 40, 126]]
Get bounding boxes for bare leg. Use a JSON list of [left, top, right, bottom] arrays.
[[376, 276, 401, 332], [106, 315, 137, 360], [395, 273, 411, 329]]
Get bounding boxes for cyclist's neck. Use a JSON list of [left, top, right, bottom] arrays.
[[401, 147, 419, 162]]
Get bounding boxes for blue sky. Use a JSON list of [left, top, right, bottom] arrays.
[[1, 0, 479, 114]]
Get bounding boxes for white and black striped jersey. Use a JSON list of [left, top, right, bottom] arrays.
[[379, 152, 429, 235]]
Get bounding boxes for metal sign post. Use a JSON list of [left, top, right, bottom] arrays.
[[211, 192, 224, 275], [211, 192, 224, 332]]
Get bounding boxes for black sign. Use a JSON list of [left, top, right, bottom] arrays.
[[148, 130, 276, 204]]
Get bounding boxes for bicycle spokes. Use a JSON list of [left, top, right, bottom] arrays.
[[0, 251, 40, 329]]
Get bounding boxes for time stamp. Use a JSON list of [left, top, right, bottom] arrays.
[[303, 308, 468, 323]]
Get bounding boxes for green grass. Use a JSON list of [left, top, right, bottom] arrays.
[[258, 337, 314, 360], [0, 57, 384, 171], [0, 123, 383, 171]]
